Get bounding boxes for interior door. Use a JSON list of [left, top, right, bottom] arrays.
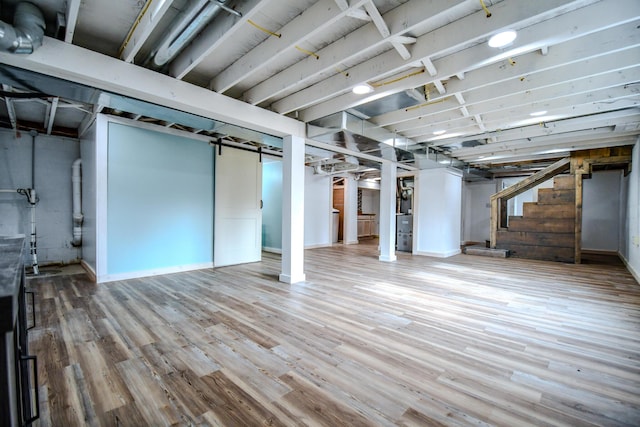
[[214, 147, 262, 266]]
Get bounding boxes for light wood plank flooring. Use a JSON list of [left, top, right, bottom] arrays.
[[27, 242, 640, 426]]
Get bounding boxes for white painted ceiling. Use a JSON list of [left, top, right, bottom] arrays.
[[0, 0, 639, 178]]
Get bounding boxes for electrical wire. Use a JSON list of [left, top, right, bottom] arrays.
[[371, 69, 425, 88], [118, 0, 155, 57], [295, 45, 319, 60], [480, 0, 492, 18], [248, 19, 281, 38]]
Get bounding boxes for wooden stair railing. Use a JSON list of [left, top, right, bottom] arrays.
[[489, 157, 570, 250]]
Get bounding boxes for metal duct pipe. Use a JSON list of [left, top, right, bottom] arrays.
[[153, 0, 232, 66], [0, 2, 45, 54], [71, 159, 83, 246]]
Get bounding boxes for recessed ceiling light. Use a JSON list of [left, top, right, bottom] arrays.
[[530, 110, 548, 117], [433, 130, 446, 135], [488, 30, 517, 48], [352, 83, 373, 94]]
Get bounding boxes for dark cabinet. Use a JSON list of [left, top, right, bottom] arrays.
[[1, 236, 39, 426]]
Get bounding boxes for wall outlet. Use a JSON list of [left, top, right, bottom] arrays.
[[633, 235, 640, 246]]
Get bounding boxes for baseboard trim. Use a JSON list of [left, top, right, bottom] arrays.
[[262, 247, 282, 254], [415, 249, 462, 258], [98, 262, 214, 283], [619, 252, 640, 285], [80, 259, 97, 283]]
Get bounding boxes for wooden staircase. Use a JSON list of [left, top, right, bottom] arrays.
[[496, 175, 575, 262], [489, 147, 633, 264]]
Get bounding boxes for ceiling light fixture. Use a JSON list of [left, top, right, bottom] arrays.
[[488, 30, 517, 48], [352, 83, 373, 95], [530, 110, 548, 117], [433, 130, 446, 135]]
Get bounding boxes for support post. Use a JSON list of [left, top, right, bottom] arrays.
[[280, 135, 306, 284], [379, 161, 397, 262]]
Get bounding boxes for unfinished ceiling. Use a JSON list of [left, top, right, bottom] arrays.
[[0, 0, 639, 178]]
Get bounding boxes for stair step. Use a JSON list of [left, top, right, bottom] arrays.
[[523, 203, 575, 218], [537, 188, 575, 205], [553, 175, 575, 190], [497, 231, 574, 248], [508, 217, 574, 233], [498, 244, 574, 263], [464, 245, 509, 258]]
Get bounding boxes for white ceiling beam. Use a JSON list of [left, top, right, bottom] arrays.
[[296, 0, 638, 121], [78, 104, 105, 138], [433, 80, 446, 95], [211, 0, 369, 93], [119, 0, 175, 63], [243, 0, 456, 105], [406, 95, 640, 143], [371, 20, 640, 128], [64, 0, 81, 43], [455, 131, 640, 163], [443, 111, 640, 156], [278, 0, 583, 116], [346, 8, 371, 21], [364, 1, 390, 38], [396, 61, 640, 135], [0, 37, 304, 138], [426, 105, 640, 148], [2, 84, 17, 131], [170, 0, 266, 80], [422, 58, 437, 76], [334, 0, 349, 10], [416, 98, 640, 146], [465, 136, 637, 164], [45, 97, 59, 135]]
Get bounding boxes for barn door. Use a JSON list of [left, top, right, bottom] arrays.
[[214, 147, 262, 266]]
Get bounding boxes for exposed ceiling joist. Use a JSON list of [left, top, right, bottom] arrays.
[[64, 0, 81, 43], [119, 0, 174, 63], [298, 0, 637, 122], [210, 0, 369, 93], [243, 0, 457, 105], [45, 97, 59, 135]]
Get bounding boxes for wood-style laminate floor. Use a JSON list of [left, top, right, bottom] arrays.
[[26, 242, 640, 426]]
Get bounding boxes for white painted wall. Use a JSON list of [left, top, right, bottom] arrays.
[[0, 129, 81, 264], [582, 170, 622, 251], [304, 166, 332, 248], [621, 139, 640, 282], [462, 181, 496, 243], [501, 177, 553, 216], [415, 168, 462, 257], [80, 123, 97, 274]]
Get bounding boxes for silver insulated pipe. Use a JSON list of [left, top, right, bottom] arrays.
[[0, 2, 45, 54]]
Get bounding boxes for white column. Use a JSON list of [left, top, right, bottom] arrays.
[[343, 175, 359, 244], [280, 135, 306, 284], [379, 161, 397, 262]]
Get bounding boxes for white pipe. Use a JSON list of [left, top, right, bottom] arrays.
[[71, 158, 83, 246], [153, 0, 227, 66]]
